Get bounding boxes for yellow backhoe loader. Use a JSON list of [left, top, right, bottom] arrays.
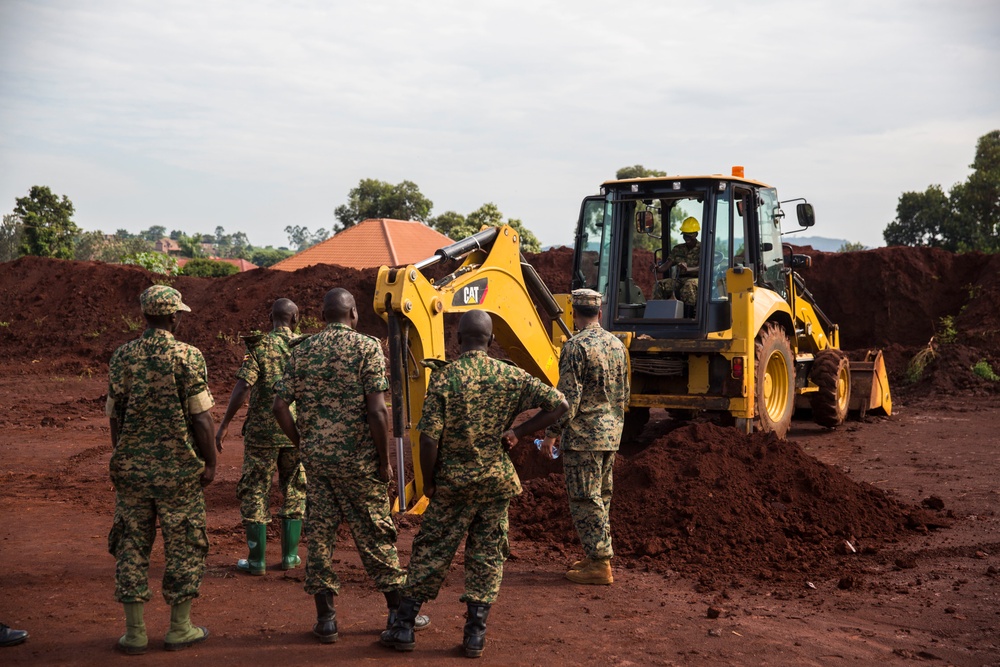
[[374, 168, 891, 512]]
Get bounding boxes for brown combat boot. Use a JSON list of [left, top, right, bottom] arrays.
[[568, 557, 591, 572], [565, 558, 613, 585]]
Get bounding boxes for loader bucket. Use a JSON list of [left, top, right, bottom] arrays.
[[848, 350, 892, 417]]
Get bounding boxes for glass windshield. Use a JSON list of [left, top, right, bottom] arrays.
[[757, 188, 786, 298], [573, 197, 613, 297], [711, 192, 731, 301]]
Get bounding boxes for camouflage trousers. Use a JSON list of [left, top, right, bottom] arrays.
[[303, 469, 405, 596], [562, 450, 615, 560], [652, 277, 698, 305], [236, 446, 307, 524], [402, 495, 510, 605], [108, 487, 208, 605]]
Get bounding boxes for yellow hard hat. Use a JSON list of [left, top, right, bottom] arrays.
[[680, 217, 700, 234]]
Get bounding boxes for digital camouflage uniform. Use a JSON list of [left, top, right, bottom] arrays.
[[652, 241, 701, 305], [106, 328, 215, 605], [403, 351, 564, 604], [235, 327, 306, 525], [273, 323, 403, 597], [545, 323, 630, 561]]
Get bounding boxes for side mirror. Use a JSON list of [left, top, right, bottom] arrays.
[[796, 203, 816, 227], [635, 210, 655, 234]]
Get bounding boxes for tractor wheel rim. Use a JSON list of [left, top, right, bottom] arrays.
[[837, 366, 850, 411], [765, 351, 788, 420]]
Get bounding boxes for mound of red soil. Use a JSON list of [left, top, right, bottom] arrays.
[[511, 422, 911, 583]]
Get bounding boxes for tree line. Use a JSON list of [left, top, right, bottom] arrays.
[[884, 130, 1000, 251], [1, 179, 547, 269]]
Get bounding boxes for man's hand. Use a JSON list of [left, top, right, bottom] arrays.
[[678, 262, 689, 274], [215, 424, 228, 453], [200, 464, 216, 487], [423, 479, 436, 499], [540, 435, 559, 460], [501, 429, 519, 451], [379, 461, 394, 484]]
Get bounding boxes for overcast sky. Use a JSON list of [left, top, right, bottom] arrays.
[[1, 0, 998, 251]]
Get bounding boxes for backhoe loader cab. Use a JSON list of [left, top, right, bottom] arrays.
[[571, 169, 889, 439], [572, 173, 809, 334]]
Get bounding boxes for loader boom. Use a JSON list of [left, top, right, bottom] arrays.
[[374, 225, 570, 512]]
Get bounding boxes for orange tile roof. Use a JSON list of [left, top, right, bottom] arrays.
[[271, 219, 454, 271]]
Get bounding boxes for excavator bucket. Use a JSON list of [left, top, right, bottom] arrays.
[[848, 350, 892, 417]]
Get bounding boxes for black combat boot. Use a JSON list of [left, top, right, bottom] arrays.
[[312, 591, 338, 644], [378, 597, 422, 652], [462, 602, 491, 658], [384, 590, 431, 632]]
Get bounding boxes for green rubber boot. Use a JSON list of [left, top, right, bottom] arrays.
[[237, 522, 266, 575], [117, 602, 147, 655], [281, 519, 302, 570], [164, 599, 209, 651]]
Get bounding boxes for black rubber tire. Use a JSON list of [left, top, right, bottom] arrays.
[[809, 349, 851, 428], [754, 323, 795, 439]]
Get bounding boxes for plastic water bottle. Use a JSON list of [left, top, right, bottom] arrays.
[[534, 438, 560, 459]]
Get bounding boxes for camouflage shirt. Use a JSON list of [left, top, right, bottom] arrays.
[[667, 241, 701, 272], [274, 323, 389, 476], [235, 326, 298, 448], [106, 328, 215, 497], [417, 350, 565, 501], [545, 323, 630, 451]]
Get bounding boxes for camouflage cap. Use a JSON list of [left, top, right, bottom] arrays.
[[140, 285, 191, 316], [571, 288, 603, 307]]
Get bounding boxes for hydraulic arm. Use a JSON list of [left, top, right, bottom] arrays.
[[374, 225, 572, 512]]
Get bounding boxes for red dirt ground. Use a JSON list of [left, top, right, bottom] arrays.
[[1, 250, 999, 665]]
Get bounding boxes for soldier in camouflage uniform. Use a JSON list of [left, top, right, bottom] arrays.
[[540, 288, 630, 586], [216, 298, 307, 576], [380, 310, 568, 658], [106, 285, 217, 654], [273, 288, 428, 644], [652, 216, 702, 306]]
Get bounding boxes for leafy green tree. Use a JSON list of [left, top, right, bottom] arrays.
[[14, 185, 79, 259], [0, 214, 24, 262], [333, 179, 433, 231], [250, 247, 295, 268], [122, 251, 179, 275], [209, 226, 252, 259], [883, 185, 954, 249], [466, 203, 541, 252], [180, 258, 239, 277], [173, 232, 208, 258], [74, 231, 153, 262], [884, 131, 1000, 252], [952, 130, 1000, 251], [427, 211, 468, 239], [284, 225, 329, 252], [139, 225, 167, 242], [429, 204, 542, 251], [837, 241, 867, 252], [616, 165, 667, 179]]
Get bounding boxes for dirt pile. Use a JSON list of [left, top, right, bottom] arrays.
[[511, 422, 913, 583]]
